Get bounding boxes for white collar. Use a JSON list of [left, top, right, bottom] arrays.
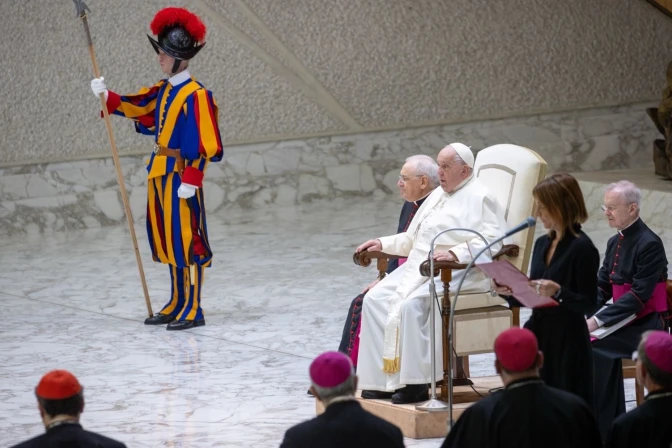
[[617, 216, 640, 236], [448, 173, 474, 196], [413, 190, 432, 205], [169, 70, 191, 86]]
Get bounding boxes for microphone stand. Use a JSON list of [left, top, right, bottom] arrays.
[[443, 221, 534, 428], [415, 228, 493, 413]]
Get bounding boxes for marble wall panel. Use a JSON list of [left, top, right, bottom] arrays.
[[0, 102, 663, 235]]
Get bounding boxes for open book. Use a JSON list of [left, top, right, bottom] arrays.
[[476, 260, 558, 309], [589, 305, 636, 340]]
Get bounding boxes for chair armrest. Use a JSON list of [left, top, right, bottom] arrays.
[[418, 244, 520, 277], [353, 251, 404, 267], [419, 260, 468, 277], [493, 244, 519, 260]]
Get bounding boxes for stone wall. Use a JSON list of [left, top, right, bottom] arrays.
[[0, 0, 670, 165], [0, 102, 658, 235]]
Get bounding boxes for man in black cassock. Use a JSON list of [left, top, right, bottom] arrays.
[[12, 370, 126, 448], [441, 327, 602, 448], [337, 155, 439, 366], [586, 181, 669, 439], [282, 351, 404, 448], [606, 330, 672, 448]]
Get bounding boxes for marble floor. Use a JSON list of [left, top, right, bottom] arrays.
[[0, 194, 641, 447]]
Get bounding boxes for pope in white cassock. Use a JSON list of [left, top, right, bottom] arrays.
[[355, 143, 509, 404]]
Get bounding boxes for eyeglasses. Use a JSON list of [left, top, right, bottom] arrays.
[[398, 175, 423, 183], [601, 204, 621, 212], [601, 203, 635, 213]]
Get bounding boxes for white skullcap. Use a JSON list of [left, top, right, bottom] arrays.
[[448, 143, 474, 168]]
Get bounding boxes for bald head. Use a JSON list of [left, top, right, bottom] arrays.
[[437, 145, 473, 192]]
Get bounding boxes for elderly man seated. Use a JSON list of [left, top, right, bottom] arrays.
[[338, 154, 439, 366], [355, 143, 508, 404], [587, 180, 668, 439]]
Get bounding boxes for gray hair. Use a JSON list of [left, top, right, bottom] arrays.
[[405, 154, 440, 188], [311, 371, 357, 404], [605, 180, 642, 209], [450, 152, 473, 174]]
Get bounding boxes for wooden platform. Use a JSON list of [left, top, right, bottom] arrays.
[[315, 375, 503, 439]]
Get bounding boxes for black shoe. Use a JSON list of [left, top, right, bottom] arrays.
[[166, 319, 205, 331], [144, 313, 176, 325], [391, 384, 429, 404], [361, 390, 395, 400]]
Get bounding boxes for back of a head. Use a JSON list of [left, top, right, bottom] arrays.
[[637, 330, 672, 390], [309, 352, 357, 404], [35, 370, 84, 419], [494, 328, 540, 379]]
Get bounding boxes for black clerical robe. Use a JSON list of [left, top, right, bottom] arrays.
[[504, 225, 600, 411], [605, 390, 672, 448], [386, 200, 422, 273], [338, 196, 428, 365], [11, 422, 127, 448], [280, 400, 404, 448], [593, 218, 668, 325], [589, 218, 668, 440], [441, 378, 602, 448]]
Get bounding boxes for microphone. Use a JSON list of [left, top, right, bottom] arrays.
[[503, 217, 536, 238], [416, 227, 495, 413], [443, 216, 535, 427]]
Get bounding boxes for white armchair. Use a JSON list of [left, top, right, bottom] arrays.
[[354, 144, 547, 400]]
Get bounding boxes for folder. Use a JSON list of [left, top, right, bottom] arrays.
[[476, 260, 559, 309], [589, 310, 636, 341]]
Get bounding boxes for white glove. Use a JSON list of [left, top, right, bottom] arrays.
[[177, 183, 197, 199], [91, 77, 109, 99]]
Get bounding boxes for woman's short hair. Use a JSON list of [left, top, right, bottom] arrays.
[[532, 173, 588, 237]]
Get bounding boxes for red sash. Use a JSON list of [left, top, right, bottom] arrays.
[[613, 282, 668, 319]]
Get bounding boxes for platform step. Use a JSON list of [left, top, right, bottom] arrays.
[[315, 375, 502, 439]]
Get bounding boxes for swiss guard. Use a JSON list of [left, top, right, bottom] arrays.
[[90, 7, 224, 330]]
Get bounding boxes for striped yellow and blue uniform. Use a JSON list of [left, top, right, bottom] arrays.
[[105, 75, 222, 322]]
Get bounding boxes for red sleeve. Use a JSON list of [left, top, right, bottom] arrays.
[[99, 91, 122, 117]]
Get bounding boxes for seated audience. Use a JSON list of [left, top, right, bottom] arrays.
[[281, 351, 404, 448], [441, 328, 602, 448], [587, 180, 668, 439], [606, 330, 672, 448], [12, 370, 126, 448]]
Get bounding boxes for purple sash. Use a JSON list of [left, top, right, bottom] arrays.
[[613, 282, 668, 319]]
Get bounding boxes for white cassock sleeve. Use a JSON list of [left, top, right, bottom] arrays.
[[447, 194, 504, 262], [377, 232, 413, 257]]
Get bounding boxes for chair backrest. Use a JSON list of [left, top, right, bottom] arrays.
[[473, 144, 547, 273]]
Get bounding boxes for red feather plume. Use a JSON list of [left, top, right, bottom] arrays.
[[150, 7, 206, 42]]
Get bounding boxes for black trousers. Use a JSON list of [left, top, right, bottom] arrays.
[[592, 312, 664, 441]]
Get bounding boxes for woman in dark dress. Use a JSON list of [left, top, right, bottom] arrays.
[[494, 173, 600, 411]]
